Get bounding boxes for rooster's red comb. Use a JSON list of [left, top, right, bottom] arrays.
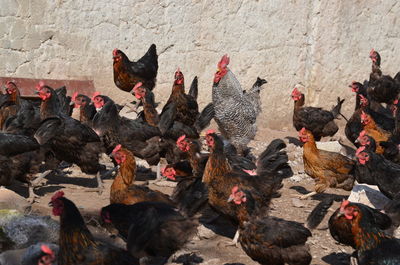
[[340, 200, 350, 211], [51, 190, 65, 201], [217, 54, 230, 69], [299, 127, 307, 135], [112, 144, 122, 154], [359, 130, 366, 137], [92, 91, 101, 101], [133, 82, 143, 91], [113, 48, 118, 57], [36, 81, 45, 90], [176, 135, 186, 144], [206, 129, 215, 136], [369, 49, 375, 56], [72, 91, 79, 102], [355, 146, 366, 156], [41, 244, 54, 256], [231, 185, 239, 194]]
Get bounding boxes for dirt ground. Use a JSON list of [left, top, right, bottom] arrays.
[[7, 125, 355, 265]]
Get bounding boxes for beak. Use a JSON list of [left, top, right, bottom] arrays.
[[227, 195, 234, 203], [110, 153, 115, 158], [48, 201, 53, 207], [34, 91, 39, 95], [337, 211, 345, 217], [355, 138, 360, 144], [69, 101, 75, 106]]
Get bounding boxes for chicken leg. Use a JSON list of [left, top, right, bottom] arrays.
[[27, 170, 53, 203]]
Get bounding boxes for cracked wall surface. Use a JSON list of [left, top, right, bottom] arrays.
[[1, 0, 400, 129]]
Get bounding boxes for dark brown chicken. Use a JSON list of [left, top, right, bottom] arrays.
[[34, 83, 105, 192], [71, 92, 96, 125], [368, 49, 400, 104], [113, 44, 158, 92], [203, 131, 292, 243], [228, 186, 312, 265], [299, 128, 355, 199], [91, 94, 161, 165], [101, 202, 197, 263], [292, 87, 344, 141], [49, 191, 139, 265], [0, 81, 21, 129], [161, 68, 199, 127], [109, 144, 173, 205], [339, 200, 400, 264]]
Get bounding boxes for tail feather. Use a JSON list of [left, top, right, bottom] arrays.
[[171, 176, 208, 217], [331, 97, 346, 120], [194, 103, 214, 132], [188, 76, 198, 100], [256, 139, 293, 179], [306, 198, 334, 229]]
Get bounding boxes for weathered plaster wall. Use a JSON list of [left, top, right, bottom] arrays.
[[1, 0, 400, 129]]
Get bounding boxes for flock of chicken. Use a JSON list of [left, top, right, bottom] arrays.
[[0, 45, 400, 265]]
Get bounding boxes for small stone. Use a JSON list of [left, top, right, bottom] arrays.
[[0, 187, 31, 213], [348, 183, 390, 209], [196, 224, 217, 240], [292, 198, 306, 208]]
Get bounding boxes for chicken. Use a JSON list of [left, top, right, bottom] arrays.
[[91, 93, 161, 165], [71, 92, 97, 125], [0, 81, 21, 129], [34, 83, 105, 193], [228, 186, 312, 265], [291, 87, 344, 141], [0, 133, 40, 186], [203, 131, 292, 243], [339, 200, 400, 264], [49, 191, 139, 265], [109, 144, 173, 205], [161, 68, 199, 127], [113, 44, 158, 93], [354, 145, 400, 201], [360, 111, 391, 154], [100, 202, 197, 263], [212, 54, 267, 154], [21, 244, 58, 265], [298, 128, 355, 199], [330, 200, 392, 250], [368, 49, 400, 104], [3, 100, 42, 136], [345, 81, 394, 145]]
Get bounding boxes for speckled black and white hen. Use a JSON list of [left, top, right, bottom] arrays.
[[212, 55, 267, 155]]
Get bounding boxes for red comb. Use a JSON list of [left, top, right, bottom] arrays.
[[113, 48, 118, 57], [231, 185, 239, 194], [112, 144, 122, 154], [51, 190, 65, 201], [176, 67, 181, 73], [217, 54, 230, 69], [394, 99, 399, 105], [369, 49, 375, 56], [133, 82, 143, 91], [299, 127, 307, 134], [36, 81, 45, 90], [291, 87, 301, 96], [176, 134, 186, 144], [340, 200, 350, 211], [355, 146, 366, 156], [361, 111, 368, 119], [206, 129, 215, 135], [41, 244, 54, 255], [359, 130, 366, 137], [72, 91, 78, 102], [92, 91, 101, 101], [5, 81, 14, 87]]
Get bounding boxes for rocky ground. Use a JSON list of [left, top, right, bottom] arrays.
[[0, 126, 370, 265]]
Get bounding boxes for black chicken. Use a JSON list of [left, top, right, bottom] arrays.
[[101, 202, 197, 263]]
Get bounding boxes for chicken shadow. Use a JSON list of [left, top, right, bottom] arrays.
[[285, 136, 303, 147], [6, 179, 65, 198], [290, 186, 348, 202], [322, 252, 352, 265], [172, 253, 204, 265], [45, 171, 99, 188]]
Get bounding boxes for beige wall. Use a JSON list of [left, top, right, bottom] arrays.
[[1, 0, 400, 129]]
